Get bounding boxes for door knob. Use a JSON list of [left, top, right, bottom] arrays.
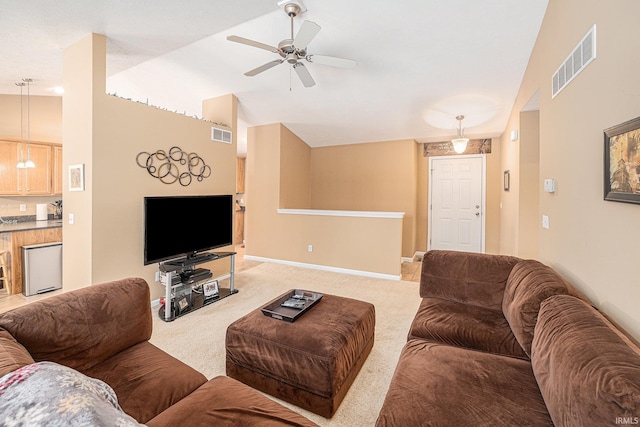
[[475, 212, 480, 217]]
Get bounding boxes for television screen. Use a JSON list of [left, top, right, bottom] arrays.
[[144, 195, 233, 265]]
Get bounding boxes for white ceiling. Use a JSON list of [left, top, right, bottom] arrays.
[[0, 0, 548, 154]]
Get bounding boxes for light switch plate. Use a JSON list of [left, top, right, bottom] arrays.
[[544, 179, 556, 193], [68, 213, 74, 225], [542, 215, 550, 229]]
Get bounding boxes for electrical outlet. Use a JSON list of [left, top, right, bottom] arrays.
[[308, 244, 313, 252], [19, 204, 26, 212]]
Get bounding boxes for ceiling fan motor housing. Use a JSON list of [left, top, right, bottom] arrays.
[[278, 39, 306, 63]]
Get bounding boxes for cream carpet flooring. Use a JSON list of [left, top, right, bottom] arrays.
[[150, 262, 421, 427]]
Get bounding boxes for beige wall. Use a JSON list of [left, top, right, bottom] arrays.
[[62, 33, 100, 290], [249, 133, 503, 264], [501, 0, 640, 339], [280, 126, 312, 209], [518, 110, 540, 259], [63, 34, 237, 299], [0, 94, 62, 143], [245, 123, 403, 277], [310, 139, 417, 257], [484, 138, 503, 254]]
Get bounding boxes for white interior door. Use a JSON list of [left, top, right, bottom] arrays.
[[428, 155, 485, 253]]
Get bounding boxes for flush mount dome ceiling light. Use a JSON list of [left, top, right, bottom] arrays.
[[451, 115, 469, 154]]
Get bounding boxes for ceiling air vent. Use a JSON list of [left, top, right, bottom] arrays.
[[552, 25, 596, 98], [211, 127, 232, 144]]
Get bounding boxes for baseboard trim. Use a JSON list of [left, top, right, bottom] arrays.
[[244, 255, 401, 281]]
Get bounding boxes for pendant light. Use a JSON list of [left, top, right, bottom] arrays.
[[23, 78, 35, 168], [15, 82, 26, 169], [451, 115, 469, 154]]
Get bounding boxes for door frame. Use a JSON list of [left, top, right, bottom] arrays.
[[427, 154, 487, 253]]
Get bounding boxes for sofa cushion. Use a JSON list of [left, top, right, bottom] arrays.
[[531, 295, 640, 426], [407, 297, 528, 359], [502, 260, 575, 356], [376, 339, 553, 426], [82, 341, 207, 423], [0, 327, 34, 377], [0, 361, 142, 426], [0, 278, 152, 372], [420, 250, 521, 310], [146, 376, 319, 427]]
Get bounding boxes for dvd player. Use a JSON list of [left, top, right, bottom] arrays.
[[180, 268, 212, 284]]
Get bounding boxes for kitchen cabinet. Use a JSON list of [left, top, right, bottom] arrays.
[[236, 157, 246, 194], [235, 209, 245, 245], [0, 141, 20, 194], [21, 143, 52, 195], [0, 139, 62, 196], [53, 145, 63, 195]]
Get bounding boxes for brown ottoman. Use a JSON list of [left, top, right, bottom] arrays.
[[225, 291, 375, 418]]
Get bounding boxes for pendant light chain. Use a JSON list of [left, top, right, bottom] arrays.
[[23, 78, 35, 168], [15, 82, 26, 168]]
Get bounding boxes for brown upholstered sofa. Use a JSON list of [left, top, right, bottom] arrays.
[[0, 278, 317, 426], [377, 250, 640, 426]]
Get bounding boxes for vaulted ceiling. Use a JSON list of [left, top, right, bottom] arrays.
[[0, 0, 548, 153]]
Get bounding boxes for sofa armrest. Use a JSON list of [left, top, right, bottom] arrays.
[[0, 278, 152, 372], [420, 250, 521, 310]]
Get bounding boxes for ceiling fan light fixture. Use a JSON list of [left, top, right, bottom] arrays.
[[451, 115, 469, 154], [286, 53, 298, 64]]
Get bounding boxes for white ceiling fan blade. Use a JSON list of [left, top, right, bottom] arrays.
[[307, 54, 357, 69], [227, 35, 279, 53], [245, 59, 284, 77], [293, 21, 321, 49], [293, 63, 315, 87]]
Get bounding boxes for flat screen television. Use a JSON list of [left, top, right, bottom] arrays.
[[144, 195, 233, 265]]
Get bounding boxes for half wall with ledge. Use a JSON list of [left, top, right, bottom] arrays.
[[245, 209, 404, 280]]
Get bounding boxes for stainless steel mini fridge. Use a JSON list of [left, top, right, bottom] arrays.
[[22, 242, 62, 296]]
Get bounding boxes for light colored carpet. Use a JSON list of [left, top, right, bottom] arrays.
[[150, 262, 421, 426]]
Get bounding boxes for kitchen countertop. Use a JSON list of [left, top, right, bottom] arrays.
[[0, 220, 63, 234]]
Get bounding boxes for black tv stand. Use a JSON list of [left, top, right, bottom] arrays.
[[157, 251, 237, 322]]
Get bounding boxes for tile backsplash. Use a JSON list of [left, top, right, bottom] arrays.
[[0, 196, 61, 221]]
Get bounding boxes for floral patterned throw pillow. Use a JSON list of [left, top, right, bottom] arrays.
[[0, 361, 143, 426]]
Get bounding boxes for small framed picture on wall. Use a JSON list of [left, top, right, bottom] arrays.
[[69, 164, 85, 192]]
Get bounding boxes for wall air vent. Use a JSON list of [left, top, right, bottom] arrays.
[[211, 127, 232, 144], [552, 25, 596, 98]]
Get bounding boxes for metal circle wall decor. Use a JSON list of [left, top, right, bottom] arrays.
[[136, 146, 211, 186]]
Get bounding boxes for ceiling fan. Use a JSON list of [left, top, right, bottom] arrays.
[[226, 1, 357, 88]]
